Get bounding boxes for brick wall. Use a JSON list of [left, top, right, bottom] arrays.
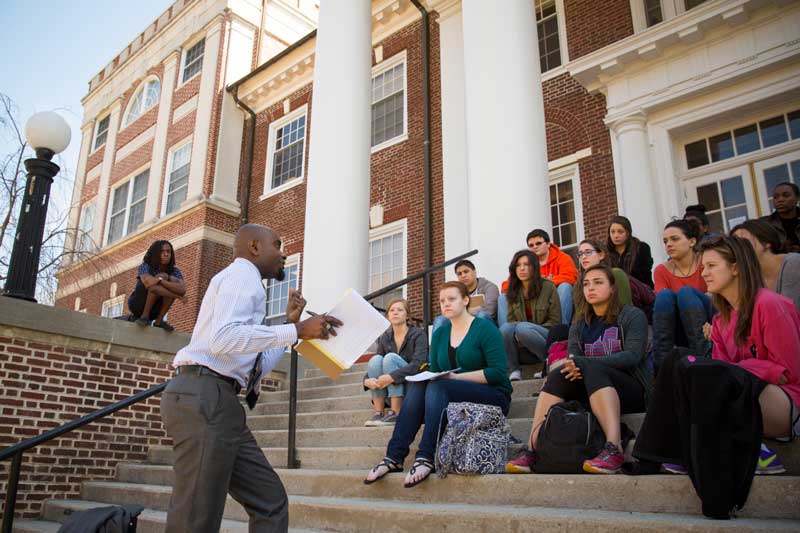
[[564, 0, 634, 60], [0, 301, 283, 520]]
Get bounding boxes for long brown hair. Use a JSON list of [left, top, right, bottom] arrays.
[[730, 219, 786, 254], [698, 235, 764, 346], [606, 216, 641, 274], [506, 249, 543, 303], [573, 239, 611, 322], [581, 264, 623, 325]]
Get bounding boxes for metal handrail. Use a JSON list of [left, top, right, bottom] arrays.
[[0, 382, 168, 533]]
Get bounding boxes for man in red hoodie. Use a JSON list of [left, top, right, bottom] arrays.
[[526, 229, 577, 324]]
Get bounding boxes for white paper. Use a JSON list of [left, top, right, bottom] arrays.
[[406, 368, 461, 382]]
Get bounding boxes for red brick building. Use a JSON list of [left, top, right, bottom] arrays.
[[56, 0, 800, 330]]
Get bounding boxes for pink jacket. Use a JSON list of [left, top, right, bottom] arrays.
[[711, 289, 800, 407]]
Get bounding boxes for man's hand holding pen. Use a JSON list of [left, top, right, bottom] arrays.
[[287, 288, 344, 340]]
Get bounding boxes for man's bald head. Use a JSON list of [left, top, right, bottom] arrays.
[[233, 224, 285, 280]]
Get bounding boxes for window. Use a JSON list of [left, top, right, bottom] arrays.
[[93, 115, 110, 151], [265, 106, 307, 193], [368, 221, 406, 310], [101, 295, 126, 319], [644, 0, 663, 27], [549, 165, 583, 249], [182, 38, 205, 83], [263, 255, 300, 326], [165, 143, 192, 215], [77, 202, 95, 253], [371, 55, 406, 149], [536, 0, 562, 72], [684, 0, 707, 9], [124, 78, 160, 127], [695, 176, 749, 233], [106, 169, 149, 245]]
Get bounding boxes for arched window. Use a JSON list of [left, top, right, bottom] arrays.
[[123, 77, 160, 127]]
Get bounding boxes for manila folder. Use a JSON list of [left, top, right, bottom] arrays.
[[296, 288, 390, 380]]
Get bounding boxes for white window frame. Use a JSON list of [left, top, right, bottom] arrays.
[[262, 253, 301, 323], [161, 138, 193, 217], [179, 36, 206, 87], [631, 0, 709, 32], [122, 76, 161, 128], [371, 51, 408, 154], [92, 114, 110, 152], [368, 218, 408, 307], [535, 0, 569, 74], [260, 104, 308, 200], [77, 201, 96, 253], [101, 294, 126, 319], [548, 164, 585, 250], [682, 164, 758, 233], [104, 166, 150, 246]]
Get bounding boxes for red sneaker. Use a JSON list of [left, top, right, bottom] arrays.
[[506, 448, 537, 474], [583, 442, 624, 474]]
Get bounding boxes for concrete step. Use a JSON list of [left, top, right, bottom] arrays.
[[11, 521, 60, 533], [303, 363, 368, 380], [297, 370, 367, 389], [258, 377, 543, 403]]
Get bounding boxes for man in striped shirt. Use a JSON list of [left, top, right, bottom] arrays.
[[161, 224, 341, 533]]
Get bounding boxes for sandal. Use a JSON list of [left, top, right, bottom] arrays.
[[364, 457, 402, 485], [403, 457, 435, 488]]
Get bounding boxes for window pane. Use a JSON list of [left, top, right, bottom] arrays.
[[707, 211, 724, 235], [685, 139, 709, 169], [684, 0, 707, 9], [724, 205, 748, 231], [108, 213, 125, 244], [112, 182, 129, 214], [127, 201, 145, 234], [560, 223, 577, 247], [760, 116, 789, 148], [132, 170, 149, 202], [709, 132, 734, 162], [791, 159, 800, 182], [788, 110, 800, 140], [645, 0, 663, 26], [182, 39, 205, 82], [696, 183, 720, 211], [764, 164, 790, 200], [371, 91, 404, 147], [733, 124, 760, 155], [720, 176, 745, 207], [557, 181, 573, 202], [549, 184, 557, 204]]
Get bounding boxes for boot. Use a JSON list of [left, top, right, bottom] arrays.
[[652, 310, 676, 369], [679, 306, 712, 358]]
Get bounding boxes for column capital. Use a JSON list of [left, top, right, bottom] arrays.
[[607, 111, 648, 134]]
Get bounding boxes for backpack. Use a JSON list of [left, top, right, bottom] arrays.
[[435, 402, 510, 477], [57, 504, 143, 533], [627, 274, 655, 323], [534, 401, 606, 474]]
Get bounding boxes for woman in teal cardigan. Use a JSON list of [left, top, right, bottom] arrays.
[[364, 281, 512, 488]]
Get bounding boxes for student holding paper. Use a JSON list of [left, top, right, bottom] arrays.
[[364, 281, 512, 488]]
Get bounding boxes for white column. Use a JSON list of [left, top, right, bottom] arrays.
[[437, 3, 470, 281], [63, 123, 95, 256], [302, 0, 372, 310], [143, 51, 179, 225], [610, 113, 663, 261], [461, 0, 551, 286], [91, 101, 122, 247], [186, 22, 223, 205]]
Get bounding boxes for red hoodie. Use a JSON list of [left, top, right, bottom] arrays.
[[501, 243, 578, 292]]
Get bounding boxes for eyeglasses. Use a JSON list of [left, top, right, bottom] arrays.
[[576, 249, 598, 258], [527, 241, 546, 248]]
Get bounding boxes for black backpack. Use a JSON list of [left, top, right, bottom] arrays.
[[57, 504, 143, 533], [534, 401, 606, 474]]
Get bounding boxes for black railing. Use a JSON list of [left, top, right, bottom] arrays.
[[285, 249, 479, 469], [0, 382, 167, 533]]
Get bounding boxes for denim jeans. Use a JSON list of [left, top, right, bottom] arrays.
[[432, 310, 493, 334], [499, 321, 550, 372], [367, 353, 407, 398], [385, 379, 510, 463], [556, 282, 574, 325]]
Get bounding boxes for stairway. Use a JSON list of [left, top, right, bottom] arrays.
[[13, 363, 800, 532]]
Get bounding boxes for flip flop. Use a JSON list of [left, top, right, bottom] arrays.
[[403, 457, 435, 488], [364, 457, 402, 485]]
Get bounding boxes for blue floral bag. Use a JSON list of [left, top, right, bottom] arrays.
[[435, 402, 510, 477]]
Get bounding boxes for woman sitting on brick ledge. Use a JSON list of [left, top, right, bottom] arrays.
[[127, 239, 186, 332], [364, 281, 512, 488]]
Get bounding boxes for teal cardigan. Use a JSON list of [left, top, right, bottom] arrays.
[[429, 317, 512, 395]]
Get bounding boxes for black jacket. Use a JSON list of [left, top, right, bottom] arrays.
[[609, 240, 654, 289], [633, 349, 766, 519], [363, 325, 428, 387], [760, 209, 800, 253], [58, 504, 144, 533]]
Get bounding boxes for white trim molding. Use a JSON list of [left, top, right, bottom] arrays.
[[260, 103, 309, 200]]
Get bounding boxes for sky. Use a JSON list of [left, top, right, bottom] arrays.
[[0, 0, 172, 213]]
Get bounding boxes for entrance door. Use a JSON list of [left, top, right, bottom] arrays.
[[753, 149, 800, 216], [684, 166, 757, 234]]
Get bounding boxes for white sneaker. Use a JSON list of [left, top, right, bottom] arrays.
[[509, 370, 522, 381]]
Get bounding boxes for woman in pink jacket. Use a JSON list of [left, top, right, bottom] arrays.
[[700, 235, 800, 473]]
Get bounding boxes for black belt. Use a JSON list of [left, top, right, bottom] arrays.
[[175, 365, 242, 394]]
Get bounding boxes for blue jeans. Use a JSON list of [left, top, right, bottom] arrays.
[[385, 379, 510, 462], [432, 310, 493, 333], [367, 353, 407, 398], [556, 282, 573, 325], [500, 322, 550, 372]]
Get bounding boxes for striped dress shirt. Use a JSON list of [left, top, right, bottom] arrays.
[[172, 257, 298, 388]]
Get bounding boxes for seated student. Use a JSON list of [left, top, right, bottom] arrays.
[[652, 220, 713, 366], [500, 250, 561, 381], [363, 281, 511, 488], [526, 229, 578, 324], [683, 204, 719, 244], [432, 259, 499, 331], [574, 239, 632, 321], [363, 298, 428, 427], [700, 235, 800, 473], [128, 240, 185, 332], [506, 265, 651, 475], [760, 182, 800, 253], [607, 216, 654, 288], [732, 219, 800, 310]]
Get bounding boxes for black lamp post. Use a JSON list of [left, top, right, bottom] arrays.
[[3, 111, 71, 302]]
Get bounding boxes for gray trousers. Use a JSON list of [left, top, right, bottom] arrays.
[[160, 373, 289, 532]]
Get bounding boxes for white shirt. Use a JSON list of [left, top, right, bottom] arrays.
[[172, 257, 298, 388]]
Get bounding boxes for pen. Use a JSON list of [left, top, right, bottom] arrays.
[[306, 310, 337, 330]]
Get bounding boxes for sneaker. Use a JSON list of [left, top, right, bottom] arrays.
[[662, 463, 688, 475], [583, 442, 624, 474], [506, 448, 537, 474], [378, 410, 398, 426], [509, 370, 522, 382], [154, 320, 175, 332], [756, 443, 786, 475], [364, 412, 384, 427], [135, 317, 151, 327]]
